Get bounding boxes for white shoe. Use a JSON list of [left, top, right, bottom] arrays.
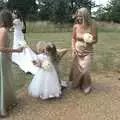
[[61, 80, 68, 87], [83, 86, 91, 94]]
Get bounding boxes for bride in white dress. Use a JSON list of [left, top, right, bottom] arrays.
[[12, 10, 39, 74], [28, 43, 61, 99]]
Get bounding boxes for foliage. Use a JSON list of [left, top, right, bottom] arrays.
[[5, 0, 96, 23], [0, 0, 6, 9], [37, 0, 95, 23], [93, 6, 109, 21], [7, 0, 38, 18], [106, 0, 120, 22], [94, 0, 120, 22]]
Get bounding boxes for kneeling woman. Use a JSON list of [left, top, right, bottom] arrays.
[[69, 7, 97, 94]]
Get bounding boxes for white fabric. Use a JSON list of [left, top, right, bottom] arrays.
[[28, 54, 61, 99], [13, 19, 24, 46], [12, 18, 39, 74]]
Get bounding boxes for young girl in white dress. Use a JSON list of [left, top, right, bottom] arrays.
[[28, 42, 62, 99], [12, 10, 39, 74]]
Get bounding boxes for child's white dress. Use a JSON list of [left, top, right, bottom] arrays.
[[28, 53, 61, 99]]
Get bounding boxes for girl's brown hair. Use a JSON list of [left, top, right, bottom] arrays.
[[46, 43, 59, 63], [0, 9, 13, 28]]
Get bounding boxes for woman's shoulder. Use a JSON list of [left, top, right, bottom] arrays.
[[73, 24, 79, 28], [0, 27, 8, 42], [0, 27, 7, 34], [73, 24, 79, 31]]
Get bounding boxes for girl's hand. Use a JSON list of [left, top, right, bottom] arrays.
[[32, 60, 41, 67], [72, 48, 77, 57], [62, 48, 68, 52], [36, 63, 41, 67]]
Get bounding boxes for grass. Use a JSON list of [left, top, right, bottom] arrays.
[[26, 21, 120, 33], [97, 22, 120, 33], [12, 31, 120, 91], [27, 21, 72, 33]]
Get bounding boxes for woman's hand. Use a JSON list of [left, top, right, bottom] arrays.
[[32, 60, 37, 65], [15, 47, 24, 53], [80, 35, 84, 41]]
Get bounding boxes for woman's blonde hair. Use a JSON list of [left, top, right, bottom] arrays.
[[36, 41, 46, 53], [76, 7, 92, 25]]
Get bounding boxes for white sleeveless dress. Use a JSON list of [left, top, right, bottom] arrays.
[[28, 53, 61, 99], [12, 19, 39, 74]]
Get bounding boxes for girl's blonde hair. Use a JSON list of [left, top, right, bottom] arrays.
[[36, 41, 46, 53], [76, 7, 92, 25]]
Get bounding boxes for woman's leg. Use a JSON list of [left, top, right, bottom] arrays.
[[80, 54, 92, 94], [81, 72, 92, 94]]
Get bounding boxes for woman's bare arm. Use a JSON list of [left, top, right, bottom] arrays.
[[72, 24, 77, 50], [91, 23, 98, 44], [0, 28, 23, 53]]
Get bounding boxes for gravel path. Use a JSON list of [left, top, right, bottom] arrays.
[[4, 72, 120, 120]]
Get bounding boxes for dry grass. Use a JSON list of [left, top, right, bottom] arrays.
[[7, 72, 120, 120], [7, 25, 120, 120]]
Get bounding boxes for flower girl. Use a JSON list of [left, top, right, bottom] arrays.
[[36, 41, 68, 88], [28, 42, 62, 99]]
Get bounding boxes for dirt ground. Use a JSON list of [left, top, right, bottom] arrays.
[[4, 72, 120, 120]]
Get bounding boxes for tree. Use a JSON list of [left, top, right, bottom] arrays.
[[106, 0, 120, 22], [50, 0, 72, 23], [7, 0, 38, 18], [0, 0, 6, 10], [95, 0, 120, 22], [69, 0, 96, 14], [38, 0, 96, 23], [37, 0, 54, 20], [93, 6, 109, 21]]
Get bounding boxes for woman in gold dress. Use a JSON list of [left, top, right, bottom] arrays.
[[69, 7, 97, 94]]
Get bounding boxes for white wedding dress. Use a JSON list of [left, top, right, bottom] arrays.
[[12, 19, 39, 74], [28, 53, 61, 99]]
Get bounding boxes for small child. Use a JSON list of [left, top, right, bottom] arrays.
[[35, 41, 68, 88], [28, 42, 62, 99]]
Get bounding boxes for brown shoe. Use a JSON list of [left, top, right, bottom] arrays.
[[118, 76, 120, 80], [0, 112, 8, 118]]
